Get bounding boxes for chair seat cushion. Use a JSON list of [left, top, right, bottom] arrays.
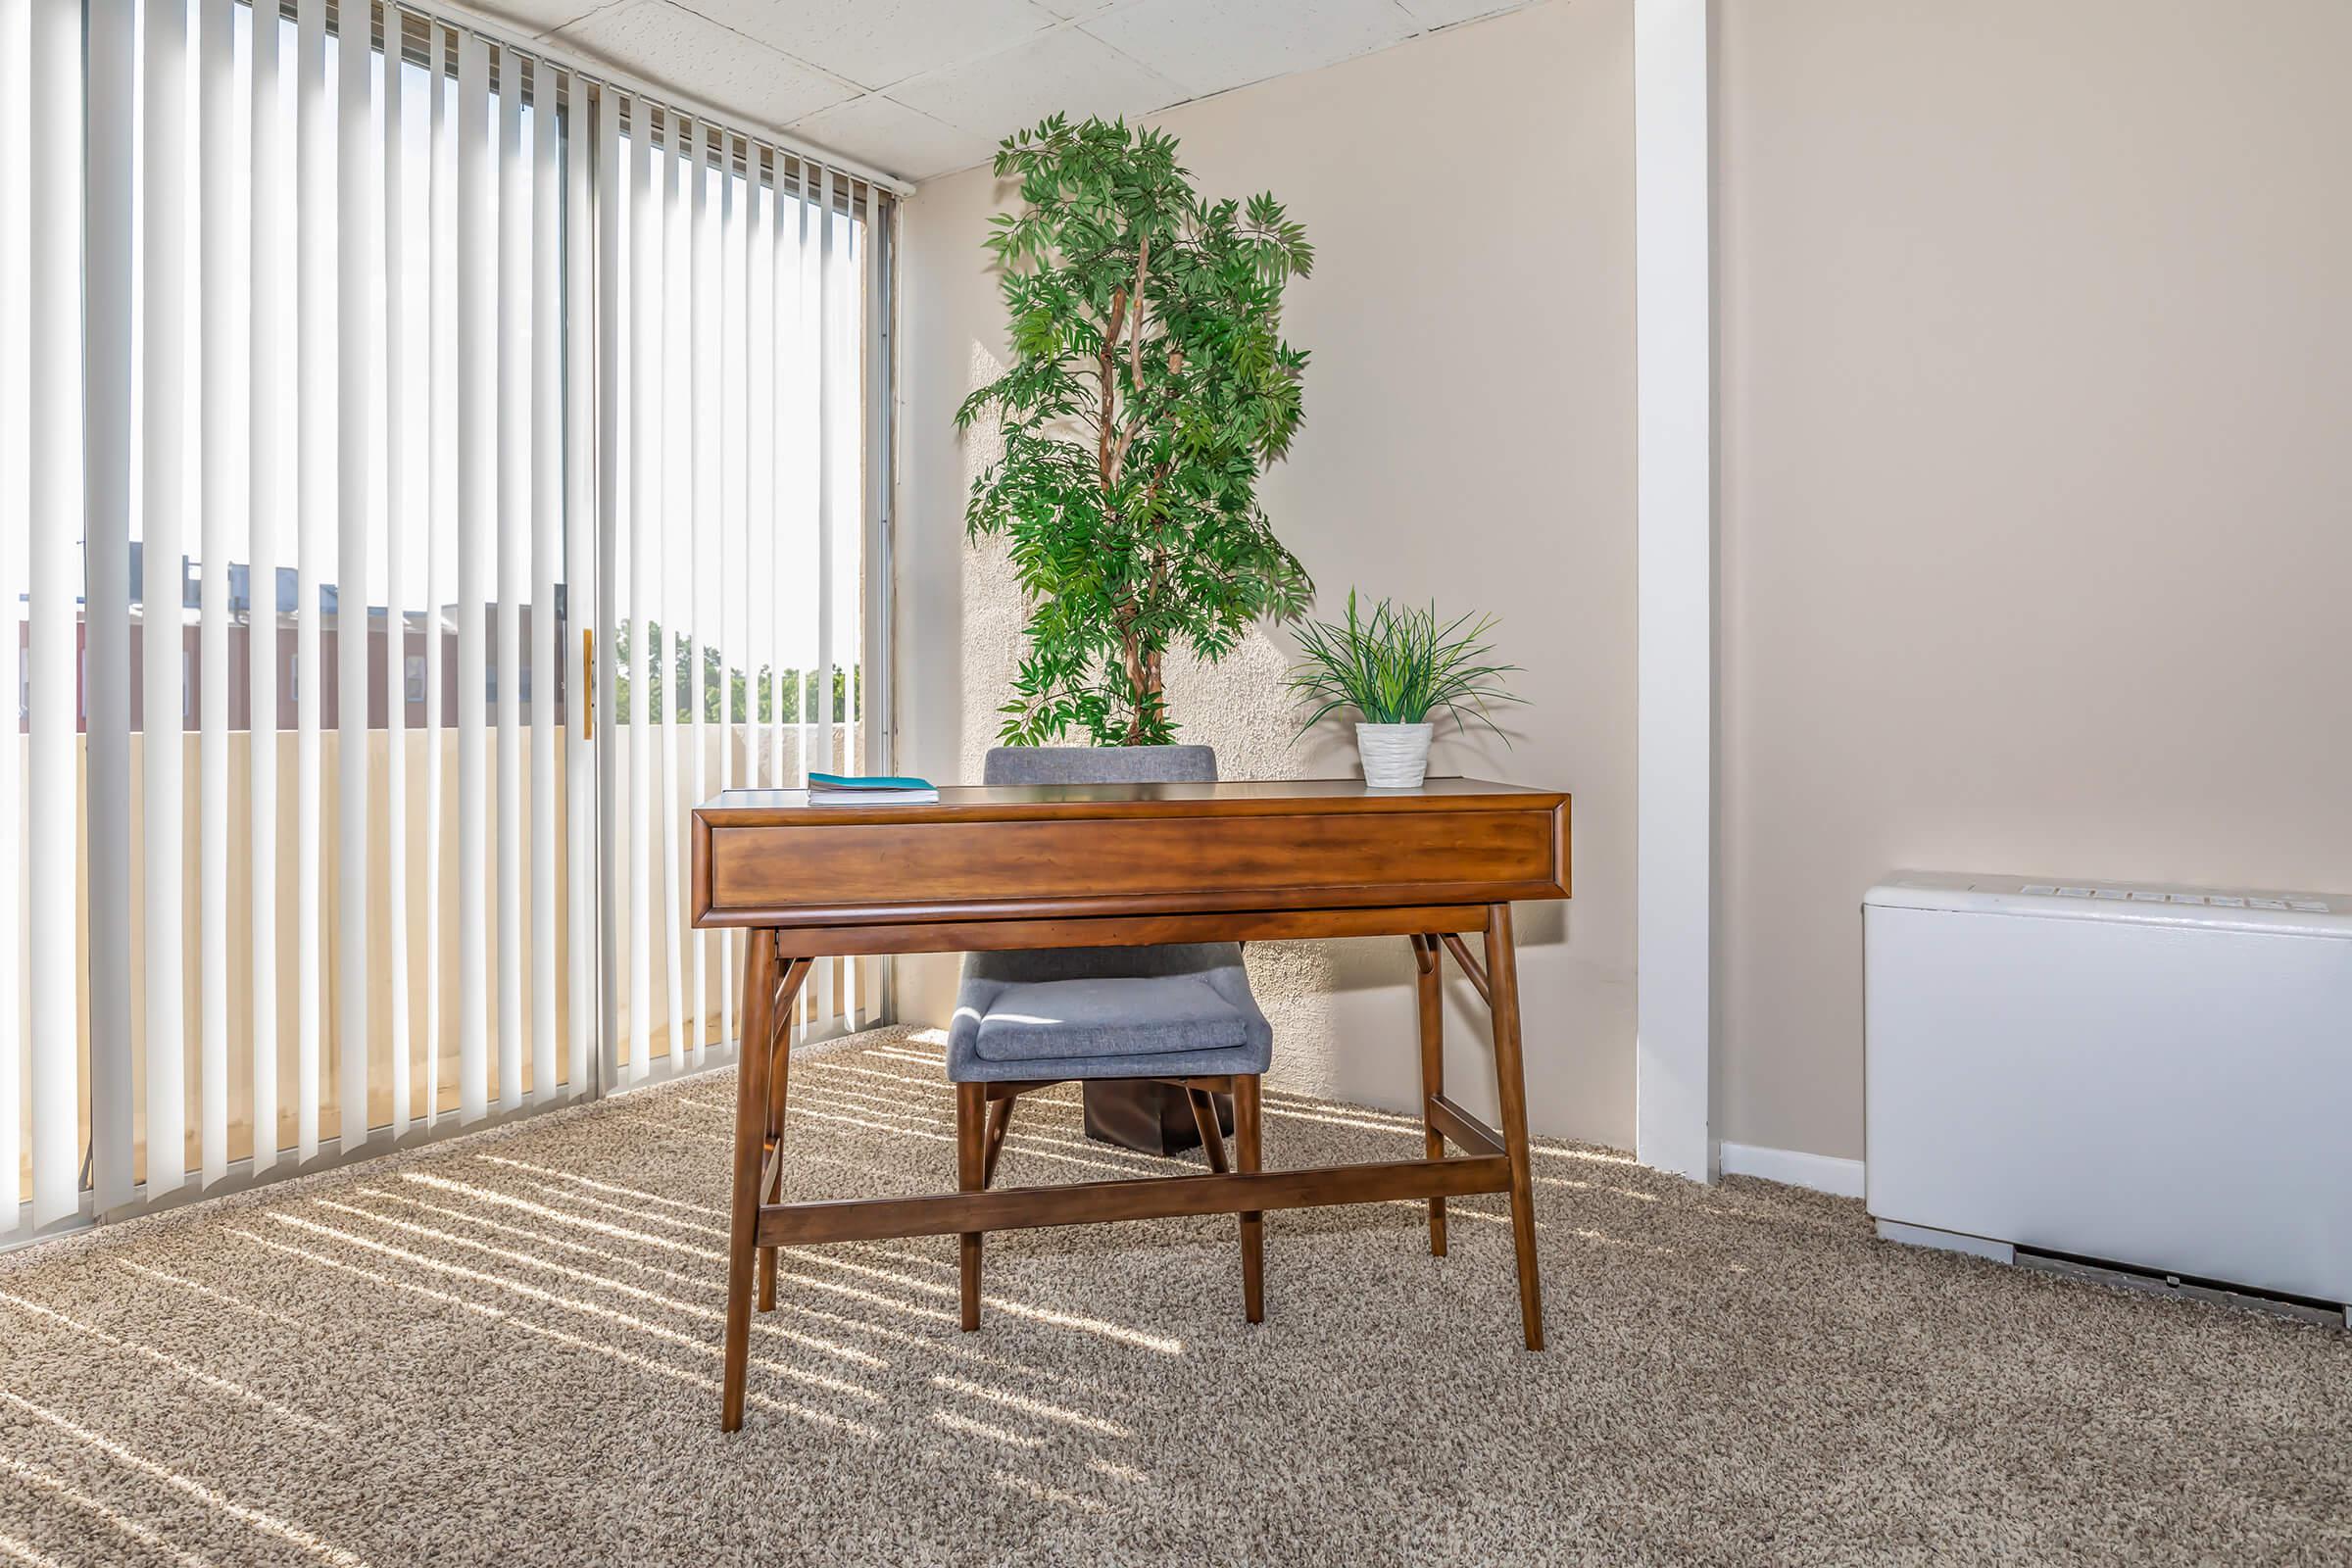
[[972, 975, 1254, 1063], [946, 941, 1274, 1083]]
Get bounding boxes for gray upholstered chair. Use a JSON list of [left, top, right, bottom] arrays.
[[949, 745, 1273, 1329]]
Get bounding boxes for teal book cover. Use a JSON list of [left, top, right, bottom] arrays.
[[808, 772, 935, 791]]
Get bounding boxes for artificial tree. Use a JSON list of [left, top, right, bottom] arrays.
[[956, 115, 1315, 747]]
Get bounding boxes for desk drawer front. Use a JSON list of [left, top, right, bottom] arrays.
[[704, 806, 1563, 920]]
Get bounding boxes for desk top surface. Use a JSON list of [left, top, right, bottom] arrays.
[[697, 776, 1566, 826]]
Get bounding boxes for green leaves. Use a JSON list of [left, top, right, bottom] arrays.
[[1285, 591, 1525, 738], [960, 116, 1314, 747]]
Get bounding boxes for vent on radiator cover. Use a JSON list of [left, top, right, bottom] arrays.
[[2014, 883, 2333, 913]]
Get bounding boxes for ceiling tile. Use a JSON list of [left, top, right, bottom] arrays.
[[1082, 0, 1418, 98], [684, 0, 1061, 91], [465, 0, 605, 32], [1393, 0, 1525, 27], [787, 95, 1004, 182], [555, 0, 860, 126], [887, 25, 1186, 143]]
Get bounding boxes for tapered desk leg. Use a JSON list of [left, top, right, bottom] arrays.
[[1484, 903, 1544, 1350], [1411, 935, 1449, 1257], [726, 941, 812, 1430], [723, 931, 781, 1432], [956, 1082, 986, 1331]]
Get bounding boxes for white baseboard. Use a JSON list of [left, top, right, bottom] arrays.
[[1877, 1217, 2013, 1264], [1718, 1142, 1866, 1200]]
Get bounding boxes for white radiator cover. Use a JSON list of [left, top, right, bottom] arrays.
[[1864, 871, 2351, 1308]]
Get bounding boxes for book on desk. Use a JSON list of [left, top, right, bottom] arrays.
[[805, 771, 940, 804]]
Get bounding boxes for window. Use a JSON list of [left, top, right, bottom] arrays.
[[0, 0, 892, 1234]]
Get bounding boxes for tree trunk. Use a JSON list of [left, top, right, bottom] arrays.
[[1117, 636, 1166, 745]]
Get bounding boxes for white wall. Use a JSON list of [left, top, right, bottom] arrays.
[[893, 0, 1639, 1146], [1716, 0, 2352, 1161]]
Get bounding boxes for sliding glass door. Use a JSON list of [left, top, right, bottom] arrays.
[[0, 0, 894, 1241]]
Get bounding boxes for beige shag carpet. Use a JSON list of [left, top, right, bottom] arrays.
[[1, 1030, 2345, 1567]]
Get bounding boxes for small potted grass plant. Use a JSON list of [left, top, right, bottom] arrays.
[[1287, 592, 1522, 788]]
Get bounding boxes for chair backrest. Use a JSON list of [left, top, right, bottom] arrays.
[[982, 745, 1217, 788]]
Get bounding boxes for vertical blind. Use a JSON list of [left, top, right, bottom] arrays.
[[597, 91, 878, 1091], [1, 0, 891, 1239]]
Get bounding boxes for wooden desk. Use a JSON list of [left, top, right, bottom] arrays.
[[691, 777, 1571, 1431]]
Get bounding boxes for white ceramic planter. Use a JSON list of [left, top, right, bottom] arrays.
[[1355, 721, 1434, 789]]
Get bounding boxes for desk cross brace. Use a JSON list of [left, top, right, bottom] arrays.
[[719, 906, 1545, 1433]]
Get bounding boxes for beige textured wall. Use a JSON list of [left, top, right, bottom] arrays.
[[894, 0, 1638, 1146], [1717, 1, 2352, 1159]]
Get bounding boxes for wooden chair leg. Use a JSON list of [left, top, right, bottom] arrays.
[[1412, 934, 1448, 1256], [1185, 1085, 1229, 1173], [980, 1093, 1015, 1188], [956, 1082, 986, 1331], [1233, 1073, 1264, 1324], [1483, 904, 1544, 1350]]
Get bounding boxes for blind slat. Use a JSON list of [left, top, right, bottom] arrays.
[[529, 58, 560, 1104], [293, 0, 327, 1161], [336, 0, 376, 1154], [84, 0, 135, 1209], [495, 39, 525, 1113], [630, 98, 659, 1086], [721, 137, 749, 1053], [24, 0, 81, 1227], [865, 189, 893, 1027], [592, 79, 620, 1096], [424, 20, 452, 1129], [687, 121, 710, 1069], [455, 29, 489, 1123], [141, 0, 190, 1200], [566, 69, 598, 1099], [196, 0, 234, 1186], [658, 110, 685, 1076], [0, 0, 28, 1230], [248, 0, 284, 1174], [785, 170, 810, 1045], [382, 4, 414, 1138], [625, 95, 656, 1086], [752, 162, 776, 799]]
